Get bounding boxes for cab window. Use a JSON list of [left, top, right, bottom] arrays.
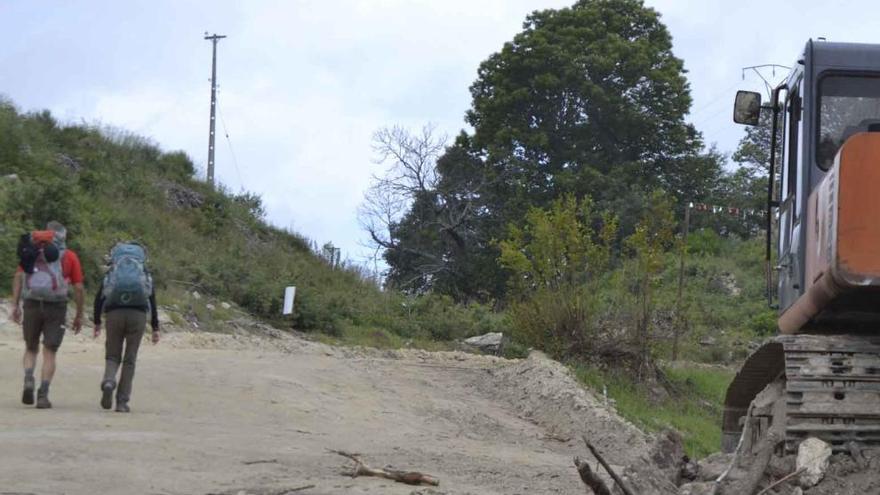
[[817, 75, 880, 169]]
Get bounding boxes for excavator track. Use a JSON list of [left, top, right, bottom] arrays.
[[722, 334, 880, 453], [781, 334, 880, 452]]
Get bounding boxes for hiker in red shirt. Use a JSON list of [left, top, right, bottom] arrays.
[[11, 221, 85, 409]]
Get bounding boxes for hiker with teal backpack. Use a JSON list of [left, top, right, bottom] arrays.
[[92, 242, 159, 413], [11, 221, 86, 409]]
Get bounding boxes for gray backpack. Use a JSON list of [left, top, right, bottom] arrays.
[[22, 231, 69, 302], [103, 242, 152, 308]]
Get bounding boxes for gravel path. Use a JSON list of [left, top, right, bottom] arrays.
[[0, 301, 642, 495]]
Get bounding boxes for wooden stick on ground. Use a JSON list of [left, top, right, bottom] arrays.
[[329, 450, 439, 486], [755, 467, 806, 495], [242, 458, 279, 465], [582, 437, 636, 495], [270, 485, 316, 495], [574, 456, 612, 495]]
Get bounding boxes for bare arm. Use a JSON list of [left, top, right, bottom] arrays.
[[72, 282, 84, 334], [11, 271, 23, 323], [12, 271, 22, 305]]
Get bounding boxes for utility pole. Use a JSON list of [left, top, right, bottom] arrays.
[[204, 32, 226, 187], [673, 202, 691, 361]]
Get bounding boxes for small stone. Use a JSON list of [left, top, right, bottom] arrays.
[[221, 302, 232, 310], [206, 304, 216, 311], [695, 452, 734, 482], [55, 153, 82, 172], [192, 291, 201, 300], [797, 437, 831, 487], [678, 482, 716, 495]]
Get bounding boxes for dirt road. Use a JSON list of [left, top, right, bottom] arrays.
[[0, 302, 649, 495]]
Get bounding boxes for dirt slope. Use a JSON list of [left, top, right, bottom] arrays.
[[0, 302, 651, 495]]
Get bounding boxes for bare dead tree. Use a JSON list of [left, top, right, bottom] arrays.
[[371, 124, 445, 195], [359, 123, 497, 294], [358, 124, 447, 253]]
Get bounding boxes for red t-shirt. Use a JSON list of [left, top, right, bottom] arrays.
[[18, 249, 85, 285]]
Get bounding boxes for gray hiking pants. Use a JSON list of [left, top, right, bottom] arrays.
[[103, 308, 146, 404]]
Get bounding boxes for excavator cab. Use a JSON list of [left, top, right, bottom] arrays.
[[721, 40, 880, 452]]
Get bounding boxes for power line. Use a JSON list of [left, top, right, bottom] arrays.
[[216, 100, 245, 190], [688, 80, 743, 120]]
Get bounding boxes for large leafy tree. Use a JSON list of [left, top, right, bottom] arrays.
[[372, 0, 719, 301], [467, 0, 701, 208]]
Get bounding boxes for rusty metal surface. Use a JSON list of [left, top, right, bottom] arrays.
[[836, 133, 880, 281], [779, 133, 880, 334]]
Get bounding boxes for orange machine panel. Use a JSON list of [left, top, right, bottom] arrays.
[[778, 132, 880, 334], [836, 133, 880, 284]]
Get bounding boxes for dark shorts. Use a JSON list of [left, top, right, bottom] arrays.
[[22, 300, 68, 352]]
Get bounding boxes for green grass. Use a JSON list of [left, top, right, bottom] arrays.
[[312, 323, 455, 351], [572, 363, 734, 459]]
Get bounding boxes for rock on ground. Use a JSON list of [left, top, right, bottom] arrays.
[[677, 481, 715, 495], [159, 179, 204, 209], [794, 449, 880, 495], [694, 452, 733, 482], [797, 437, 831, 488], [462, 332, 505, 355]]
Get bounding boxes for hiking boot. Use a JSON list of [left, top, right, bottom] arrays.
[[100, 381, 115, 410], [115, 402, 130, 413], [35, 394, 52, 409], [22, 386, 34, 405]]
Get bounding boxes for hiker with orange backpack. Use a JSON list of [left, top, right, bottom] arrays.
[[11, 221, 85, 409], [92, 241, 159, 413]]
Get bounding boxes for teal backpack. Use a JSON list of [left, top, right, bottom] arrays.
[[103, 242, 152, 308]]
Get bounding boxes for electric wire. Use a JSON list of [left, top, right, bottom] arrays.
[[216, 87, 245, 190]]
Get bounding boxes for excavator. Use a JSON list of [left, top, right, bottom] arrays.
[[723, 39, 880, 453]]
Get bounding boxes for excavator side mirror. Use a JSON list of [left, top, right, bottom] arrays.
[[733, 90, 762, 126]]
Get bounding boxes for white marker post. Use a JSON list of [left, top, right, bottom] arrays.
[[283, 286, 296, 316]]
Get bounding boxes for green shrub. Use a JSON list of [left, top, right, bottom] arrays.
[[688, 228, 722, 256], [509, 286, 597, 357], [748, 310, 778, 336]]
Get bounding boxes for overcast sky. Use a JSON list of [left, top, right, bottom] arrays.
[[1, 1, 877, 264]]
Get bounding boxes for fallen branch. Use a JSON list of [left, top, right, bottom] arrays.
[[329, 449, 439, 486], [270, 485, 315, 495], [582, 437, 635, 495], [755, 467, 806, 495], [242, 458, 279, 465], [574, 456, 612, 495]]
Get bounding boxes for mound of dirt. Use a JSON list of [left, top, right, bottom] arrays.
[[469, 351, 653, 469]]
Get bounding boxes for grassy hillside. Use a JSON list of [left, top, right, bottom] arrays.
[[659, 230, 776, 362], [0, 99, 502, 343]]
